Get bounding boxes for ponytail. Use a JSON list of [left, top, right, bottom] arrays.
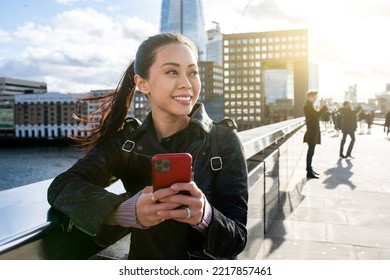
[[72, 61, 136, 153]]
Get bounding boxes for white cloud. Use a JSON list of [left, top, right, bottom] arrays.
[[107, 5, 120, 13], [0, 29, 11, 42], [0, 8, 158, 92]]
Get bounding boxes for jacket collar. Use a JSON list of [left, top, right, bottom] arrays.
[[134, 103, 214, 136]]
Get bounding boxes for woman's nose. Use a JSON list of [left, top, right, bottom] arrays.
[[177, 74, 192, 89]]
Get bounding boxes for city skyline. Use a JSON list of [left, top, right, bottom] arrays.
[[0, 0, 389, 101]]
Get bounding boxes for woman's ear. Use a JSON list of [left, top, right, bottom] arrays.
[[134, 75, 150, 95]]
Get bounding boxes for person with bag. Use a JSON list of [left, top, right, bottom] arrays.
[[47, 33, 248, 260]]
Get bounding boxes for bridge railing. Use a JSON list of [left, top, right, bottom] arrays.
[[0, 117, 306, 260]]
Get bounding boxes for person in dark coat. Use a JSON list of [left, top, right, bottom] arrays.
[[303, 91, 328, 179], [47, 33, 248, 260], [366, 112, 373, 134], [385, 111, 390, 138], [339, 101, 360, 159]]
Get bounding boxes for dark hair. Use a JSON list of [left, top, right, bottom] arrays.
[[73, 33, 198, 152], [306, 90, 318, 98], [343, 101, 351, 107]]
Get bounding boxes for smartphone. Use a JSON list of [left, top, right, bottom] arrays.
[[152, 153, 192, 194]]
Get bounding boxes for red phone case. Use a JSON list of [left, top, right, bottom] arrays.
[[152, 153, 192, 192]]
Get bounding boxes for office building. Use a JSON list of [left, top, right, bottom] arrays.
[[264, 68, 294, 104], [378, 84, 390, 113], [160, 0, 207, 60], [14, 93, 88, 139], [0, 77, 47, 136], [0, 77, 47, 96], [222, 29, 308, 130], [268, 99, 294, 123], [133, 91, 149, 121], [344, 84, 357, 103], [206, 22, 223, 65], [198, 61, 224, 120]]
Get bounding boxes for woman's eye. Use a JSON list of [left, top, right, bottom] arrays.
[[166, 70, 178, 75], [190, 70, 199, 76]]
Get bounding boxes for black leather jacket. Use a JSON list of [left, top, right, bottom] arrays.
[[48, 104, 248, 259]]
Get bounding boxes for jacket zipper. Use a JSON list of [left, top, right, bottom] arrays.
[[66, 219, 97, 237], [66, 220, 74, 232]]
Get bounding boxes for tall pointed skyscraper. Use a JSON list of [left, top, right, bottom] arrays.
[[160, 0, 207, 60]]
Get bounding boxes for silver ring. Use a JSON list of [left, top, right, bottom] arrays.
[[185, 207, 191, 219]]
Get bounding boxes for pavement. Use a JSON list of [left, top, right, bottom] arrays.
[[257, 124, 390, 260]]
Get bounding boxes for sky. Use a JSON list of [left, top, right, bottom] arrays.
[[0, 0, 389, 101]]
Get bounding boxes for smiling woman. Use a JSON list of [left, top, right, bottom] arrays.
[[47, 33, 249, 260]]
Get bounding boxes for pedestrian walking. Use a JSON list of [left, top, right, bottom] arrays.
[[366, 112, 373, 134], [385, 111, 390, 139], [303, 90, 328, 179], [321, 110, 331, 130], [339, 102, 361, 159], [332, 110, 341, 136], [358, 110, 366, 134]]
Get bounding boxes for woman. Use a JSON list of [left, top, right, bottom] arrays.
[[47, 33, 248, 260]]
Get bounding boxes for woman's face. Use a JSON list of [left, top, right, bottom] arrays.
[[137, 43, 200, 118]]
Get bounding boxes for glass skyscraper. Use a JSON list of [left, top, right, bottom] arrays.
[[160, 0, 207, 60]]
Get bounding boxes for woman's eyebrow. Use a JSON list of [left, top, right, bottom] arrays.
[[161, 62, 180, 68], [160, 62, 197, 68]]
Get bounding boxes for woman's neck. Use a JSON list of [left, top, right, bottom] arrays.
[[152, 112, 190, 141]]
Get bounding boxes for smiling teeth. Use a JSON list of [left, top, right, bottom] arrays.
[[174, 96, 191, 102]]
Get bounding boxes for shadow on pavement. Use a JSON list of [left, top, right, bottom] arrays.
[[323, 159, 356, 190]]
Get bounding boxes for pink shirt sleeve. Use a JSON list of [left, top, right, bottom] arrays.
[[193, 195, 213, 235], [105, 192, 148, 229]]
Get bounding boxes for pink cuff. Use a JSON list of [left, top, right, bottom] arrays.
[[105, 192, 148, 229], [193, 195, 213, 235]]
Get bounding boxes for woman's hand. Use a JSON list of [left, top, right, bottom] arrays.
[[154, 182, 205, 225], [136, 186, 182, 227]]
